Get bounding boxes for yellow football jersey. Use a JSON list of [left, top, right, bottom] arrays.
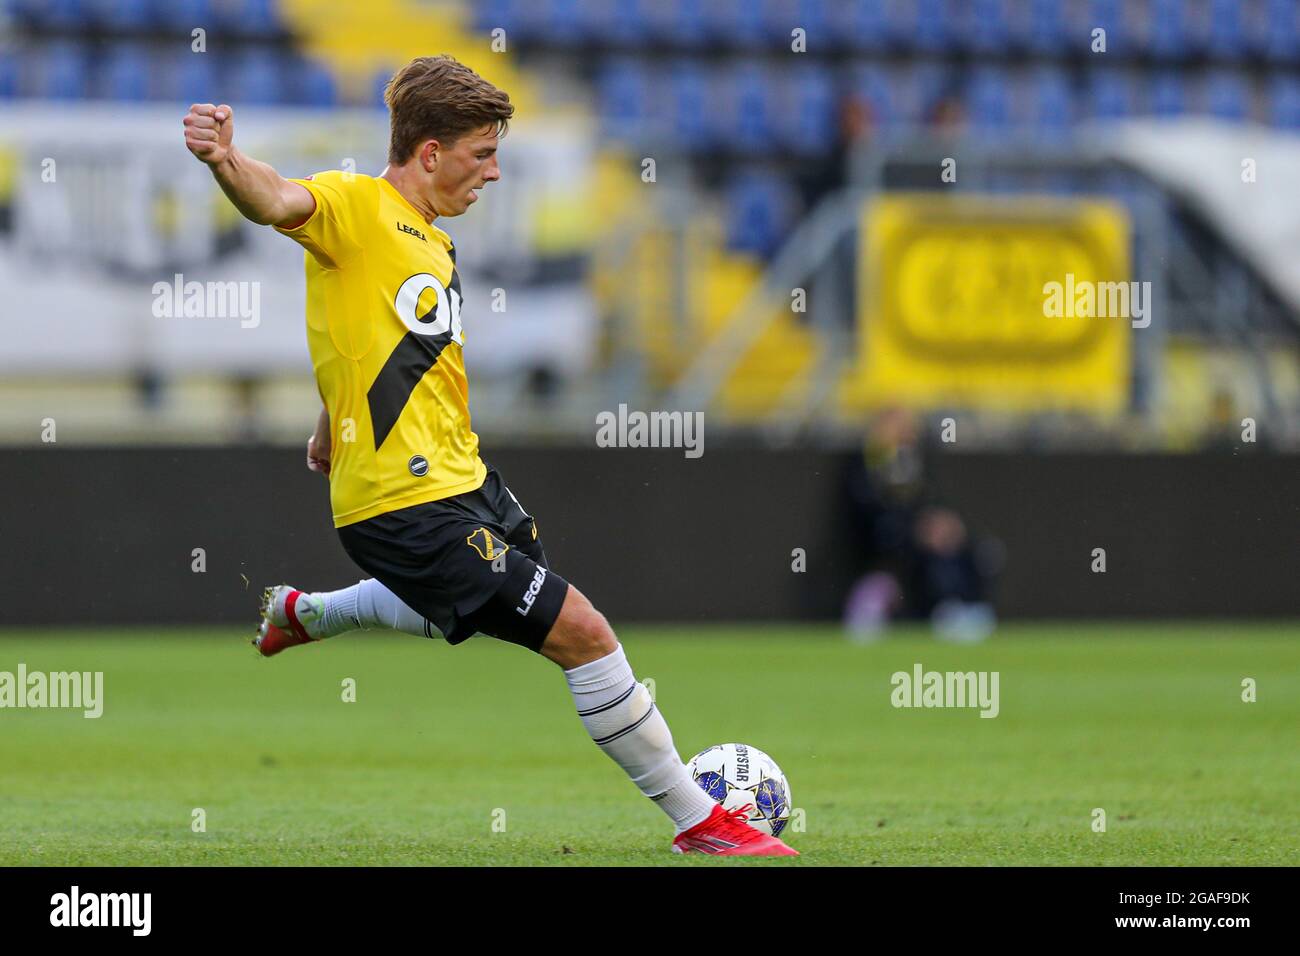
[[275, 171, 487, 527]]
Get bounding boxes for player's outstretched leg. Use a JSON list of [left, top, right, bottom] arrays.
[[540, 586, 798, 857], [254, 579, 432, 656]]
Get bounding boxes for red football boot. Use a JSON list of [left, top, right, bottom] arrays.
[[253, 586, 321, 657], [671, 804, 799, 856]]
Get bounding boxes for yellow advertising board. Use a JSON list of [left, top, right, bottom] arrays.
[[844, 194, 1132, 413]]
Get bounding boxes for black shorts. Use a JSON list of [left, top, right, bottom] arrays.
[[336, 464, 569, 652]]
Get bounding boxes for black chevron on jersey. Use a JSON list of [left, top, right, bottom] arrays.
[[367, 326, 454, 450]]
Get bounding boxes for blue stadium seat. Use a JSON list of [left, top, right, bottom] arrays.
[[833, 0, 889, 52], [597, 58, 651, 141], [536, 0, 586, 46], [1026, 67, 1074, 140], [966, 68, 1012, 137], [1150, 71, 1187, 117], [591, 0, 653, 47], [177, 52, 218, 104], [1204, 71, 1250, 121], [1265, 0, 1298, 62], [700, 0, 767, 48], [758, 0, 831, 49], [1205, 0, 1245, 59], [907, 0, 951, 53], [851, 64, 897, 133], [0, 53, 17, 99], [229, 50, 283, 106], [729, 64, 776, 153], [777, 63, 837, 155], [1086, 0, 1125, 54], [103, 43, 151, 101], [88, 0, 153, 29], [665, 61, 712, 150], [1020, 0, 1070, 54], [725, 171, 796, 259], [965, 0, 1011, 54], [20, 0, 85, 28], [153, 0, 214, 31], [1268, 76, 1300, 128], [472, 0, 526, 40], [372, 66, 394, 108], [219, 0, 281, 36], [294, 59, 338, 108], [1147, 0, 1188, 60], [37, 43, 89, 100], [1086, 70, 1136, 120]]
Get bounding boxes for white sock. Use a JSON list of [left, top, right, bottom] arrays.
[[564, 643, 716, 833], [305, 579, 433, 639]]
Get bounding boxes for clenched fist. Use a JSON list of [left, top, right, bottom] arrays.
[[183, 103, 235, 165]]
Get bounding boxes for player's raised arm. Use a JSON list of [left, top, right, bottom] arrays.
[[182, 103, 315, 228]]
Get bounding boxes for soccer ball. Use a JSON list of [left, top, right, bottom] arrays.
[[685, 742, 793, 837]]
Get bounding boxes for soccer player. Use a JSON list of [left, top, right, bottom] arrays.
[[182, 55, 795, 857]]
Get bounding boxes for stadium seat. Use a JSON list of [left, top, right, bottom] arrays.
[[0, 53, 16, 99], [294, 58, 339, 108], [1086, 0, 1126, 54], [776, 63, 837, 155], [368, 66, 391, 108], [229, 49, 284, 106], [103, 43, 151, 102], [1205, 0, 1246, 59], [536, 0, 586, 46], [728, 64, 777, 154], [1150, 70, 1187, 117], [832, 0, 889, 52], [1204, 71, 1250, 122], [850, 65, 897, 135], [1020, 0, 1070, 54], [1268, 76, 1300, 128], [21, 0, 85, 29], [1264, 0, 1299, 62], [152, 0, 214, 31], [966, 68, 1013, 137], [907, 0, 951, 53], [1147, 0, 1189, 60], [471, 0, 516, 33], [1027, 67, 1074, 141], [1086, 70, 1136, 120], [965, 0, 1011, 54], [219, 0, 281, 37], [700, 0, 767, 49], [89, 0, 153, 29], [725, 171, 797, 258], [593, 0, 653, 47], [597, 58, 652, 142], [665, 61, 712, 151], [36, 43, 89, 100], [177, 52, 218, 105]]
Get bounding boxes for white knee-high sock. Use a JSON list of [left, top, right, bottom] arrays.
[[564, 643, 716, 832], [306, 579, 432, 639]]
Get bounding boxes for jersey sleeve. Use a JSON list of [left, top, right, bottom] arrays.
[[274, 170, 367, 269]]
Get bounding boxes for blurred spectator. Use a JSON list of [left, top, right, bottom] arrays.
[[841, 406, 1002, 641]]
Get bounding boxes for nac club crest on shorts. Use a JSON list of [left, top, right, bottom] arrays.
[[466, 526, 509, 561]]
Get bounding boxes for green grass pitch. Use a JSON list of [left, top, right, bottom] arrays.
[[1, 623, 1296, 866]]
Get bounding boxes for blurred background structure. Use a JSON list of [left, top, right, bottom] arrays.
[[0, 1, 1297, 626]]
